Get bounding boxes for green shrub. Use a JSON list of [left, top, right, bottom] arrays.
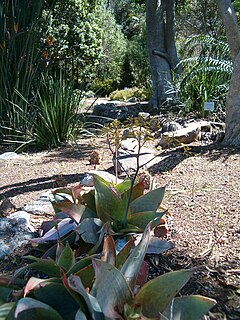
[[109, 86, 152, 101], [177, 35, 232, 116], [91, 8, 127, 96]]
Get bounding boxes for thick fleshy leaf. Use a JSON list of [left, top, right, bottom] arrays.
[[57, 242, 76, 271], [24, 277, 47, 297], [76, 218, 103, 244], [133, 269, 195, 318], [136, 261, 149, 288], [91, 259, 132, 319], [147, 237, 174, 254], [68, 275, 102, 318], [75, 309, 87, 320], [101, 235, 116, 265], [126, 181, 145, 201], [93, 175, 121, 222], [0, 286, 12, 305], [114, 179, 132, 193], [163, 295, 216, 320], [30, 218, 76, 243], [0, 302, 15, 318], [54, 202, 95, 223], [27, 259, 61, 278], [14, 297, 63, 320], [71, 185, 84, 203], [114, 191, 129, 223], [40, 231, 76, 260], [67, 254, 99, 276], [116, 237, 135, 269], [32, 282, 79, 319], [74, 265, 95, 289], [130, 186, 165, 214], [120, 224, 151, 290], [127, 211, 165, 229]]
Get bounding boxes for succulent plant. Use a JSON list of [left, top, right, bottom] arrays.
[[0, 223, 216, 319]]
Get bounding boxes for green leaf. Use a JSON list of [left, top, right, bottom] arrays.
[[114, 191, 129, 223], [127, 211, 165, 229], [14, 297, 63, 320], [54, 201, 95, 223], [93, 175, 121, 222], [68, 275, 102, 318], [32, 282, 79, 319], [67, 254, 99, 276], [133, 269, 195, 318], [116, 237, 135, 269], [0, 287, 12, 305], [130, 186, 165, 214], [120, 224, 151, 290], [74, 266, 95, 289], [76, 218, 103, 244], [91, 259, 132, 319], [163, 295, 216, 320], [27, 260, 61, 278], [57, 242, 76, 272], [0, 302, 15, 319], [114, 179, 132, 194]]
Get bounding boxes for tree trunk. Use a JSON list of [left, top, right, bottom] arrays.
[[216, 0, 240, 146], [146, 0, 180, 113]]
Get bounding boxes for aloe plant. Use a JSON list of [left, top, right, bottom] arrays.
[[30, 174, 171, 259], [0, 224, 216, 319]]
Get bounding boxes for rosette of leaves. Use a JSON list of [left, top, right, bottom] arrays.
[[30, 174, 171, 257], [0, 224, 216, 319]]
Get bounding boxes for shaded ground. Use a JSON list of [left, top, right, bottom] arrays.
[[0, 136, 240, 319]]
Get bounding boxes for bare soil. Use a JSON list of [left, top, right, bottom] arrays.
[[0, 136, 240, 319]]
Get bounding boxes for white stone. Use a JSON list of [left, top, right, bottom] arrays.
[[0, 152, 19, 160]]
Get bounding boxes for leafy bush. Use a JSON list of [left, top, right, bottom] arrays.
[[177, 35, 232, 116], [42, 0, 103, 84], [125, 21, 151, 87], [91, 8, 127, 96], [109, 86, 152, 101]]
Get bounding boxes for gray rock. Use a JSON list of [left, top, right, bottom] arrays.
[[0, 211, 35, 258], [157, 123, 202, 148], [24, 191, 54, 215], [92, 101, 142, 124], [113, 138, 157, 173]]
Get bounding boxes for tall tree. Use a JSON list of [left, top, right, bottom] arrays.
[[216, 0, 240, 146], [146, 0, 180, 113]]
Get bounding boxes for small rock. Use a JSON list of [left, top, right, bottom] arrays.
[[24, 191, 54, 215], [157, 123, 201, 148], [0, 198, 16, 217], [0, 152, 20, 160], [0, 211, 35, 258]]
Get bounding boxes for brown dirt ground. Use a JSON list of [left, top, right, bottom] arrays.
[[0, 136, 240, 319]]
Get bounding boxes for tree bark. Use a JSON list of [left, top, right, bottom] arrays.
[[216, 0, 240, 146], [146, 0, 180, 113]]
